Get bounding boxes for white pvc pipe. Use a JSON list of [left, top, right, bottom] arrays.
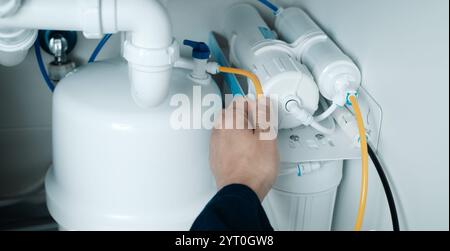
[[0, 0, 177, 108], [286, 98, 336, 135], [0, 0, 173, 45], [114, 0, 172, 48], [0, 1, 83, 30]]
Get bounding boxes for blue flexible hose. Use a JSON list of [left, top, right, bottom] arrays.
[[34, 39, 55, 92], [258, 0, 279, 14], [88, 34, 113, 63]]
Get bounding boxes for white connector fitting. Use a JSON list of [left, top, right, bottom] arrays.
[[0, 28, 37, 66], [285, 96, 336, 135], [0, 0, 20, 17], [192, 59, 208, 79], [284, 97, 314, 126], [0, 0, 178, 108], [274, 7, 362, 107], [206, 61, 220, 75], [332, 106, 361, 148], [174, 57, 219, 85], [0, 0, 36, 67], [187, 60, 220, 85]]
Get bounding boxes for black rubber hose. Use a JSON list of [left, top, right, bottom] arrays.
[[368, 145, 400, 231]]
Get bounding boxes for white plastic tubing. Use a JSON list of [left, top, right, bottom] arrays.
[[0, 0, 179, 108]]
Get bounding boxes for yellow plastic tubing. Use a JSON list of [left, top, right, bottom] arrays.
[[218, 66, 264, 96], [349, 95, 369, 231], [218, 67, 368, 231]]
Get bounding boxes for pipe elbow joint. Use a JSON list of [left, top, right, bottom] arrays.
[[0, 0, 179, 107], [117, 0, 172, 48], [116, 0, 177, 108]]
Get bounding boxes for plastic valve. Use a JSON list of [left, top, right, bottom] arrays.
[[183, 40, 211, 60]]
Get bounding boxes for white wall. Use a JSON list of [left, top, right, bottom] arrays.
[[0, 0, 448, 230], [279, 0, 449, 231]]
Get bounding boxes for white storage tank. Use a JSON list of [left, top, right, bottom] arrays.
[[45, 60, 220, 230]]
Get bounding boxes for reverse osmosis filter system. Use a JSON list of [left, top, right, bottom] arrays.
[[0, 0, 395, 231], [222, 3, 367, 231]]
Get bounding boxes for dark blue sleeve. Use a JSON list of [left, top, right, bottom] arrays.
[[191, 184, 274, 231]]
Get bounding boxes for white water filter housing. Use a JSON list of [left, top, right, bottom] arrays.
[[275, 8, 362, 105], [263, 161, 343, 231], [47, 61, 220, 230], [223, 4, 320, 129]]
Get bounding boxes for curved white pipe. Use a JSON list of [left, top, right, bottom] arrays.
[[315, 100, 338, 122], [0, 0, 178, 108], [115, 0, 177, 108], [286, 98, 336, 135], [115, 0, 172, 48]]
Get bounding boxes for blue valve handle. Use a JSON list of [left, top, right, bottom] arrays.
[[258, 0, 279, 14], [183, 40, 211, 60]]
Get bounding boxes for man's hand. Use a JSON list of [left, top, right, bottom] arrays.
[[210, 97, 279, 201]]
